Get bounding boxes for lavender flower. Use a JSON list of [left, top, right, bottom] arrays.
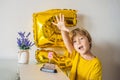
[[17, 31, 34, 50]]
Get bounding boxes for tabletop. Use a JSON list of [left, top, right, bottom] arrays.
[[0, 59, 18, 80], [18, 63, 70, 80]]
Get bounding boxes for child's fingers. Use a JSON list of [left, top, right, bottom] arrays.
[[59, 13, 62, 21], [55, 15, 59, 22], [61, 14, 64, 22], [52, 22, 56, 26]]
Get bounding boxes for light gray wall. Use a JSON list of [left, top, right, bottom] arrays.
[[0, 0, 120, 80]]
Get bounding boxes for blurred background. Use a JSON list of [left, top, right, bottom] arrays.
[[0, 0, 120, 80]]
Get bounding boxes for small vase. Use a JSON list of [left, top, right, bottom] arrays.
[[18, 50, 29, 64]]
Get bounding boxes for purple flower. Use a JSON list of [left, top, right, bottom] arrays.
[[17, 31, 34, 50]]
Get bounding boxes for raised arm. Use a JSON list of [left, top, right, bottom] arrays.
[[52, 13, 74, 53]]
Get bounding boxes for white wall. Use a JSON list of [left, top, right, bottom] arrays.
[[0, 0, 120, 80]]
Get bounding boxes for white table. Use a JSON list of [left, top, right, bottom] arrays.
[[18, 64, 70, 80], [0, 59, 18, 80]]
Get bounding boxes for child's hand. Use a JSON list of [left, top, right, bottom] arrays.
[[52, 13, 69, 32]]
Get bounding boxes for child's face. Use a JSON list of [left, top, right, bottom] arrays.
[[73, 34, 90, 55]]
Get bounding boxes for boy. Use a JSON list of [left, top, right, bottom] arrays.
[[52, 14, 102, 80]]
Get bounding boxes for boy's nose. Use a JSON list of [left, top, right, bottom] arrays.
[[77, 40, 81, 44]]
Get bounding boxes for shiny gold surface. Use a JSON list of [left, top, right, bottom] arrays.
[[35, 49, 72, 70], [33, 9, 77, 48]]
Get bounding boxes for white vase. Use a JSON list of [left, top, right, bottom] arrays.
[[18, 50, 29, 64]]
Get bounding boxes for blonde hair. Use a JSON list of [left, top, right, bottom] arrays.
[[70, 28, 92, 49]]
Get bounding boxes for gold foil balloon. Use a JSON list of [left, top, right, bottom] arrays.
[[33, 9, 77, 74], [35, 49, 72, 70], [33, 9, 77, 48], [35, 49, 59, 63]]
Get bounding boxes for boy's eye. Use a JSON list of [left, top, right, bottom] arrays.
[[80, 37, 83, 40], [73, 41, 76, 43]]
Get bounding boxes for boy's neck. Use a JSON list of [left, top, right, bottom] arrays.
[[81, 51, 95, 60]]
